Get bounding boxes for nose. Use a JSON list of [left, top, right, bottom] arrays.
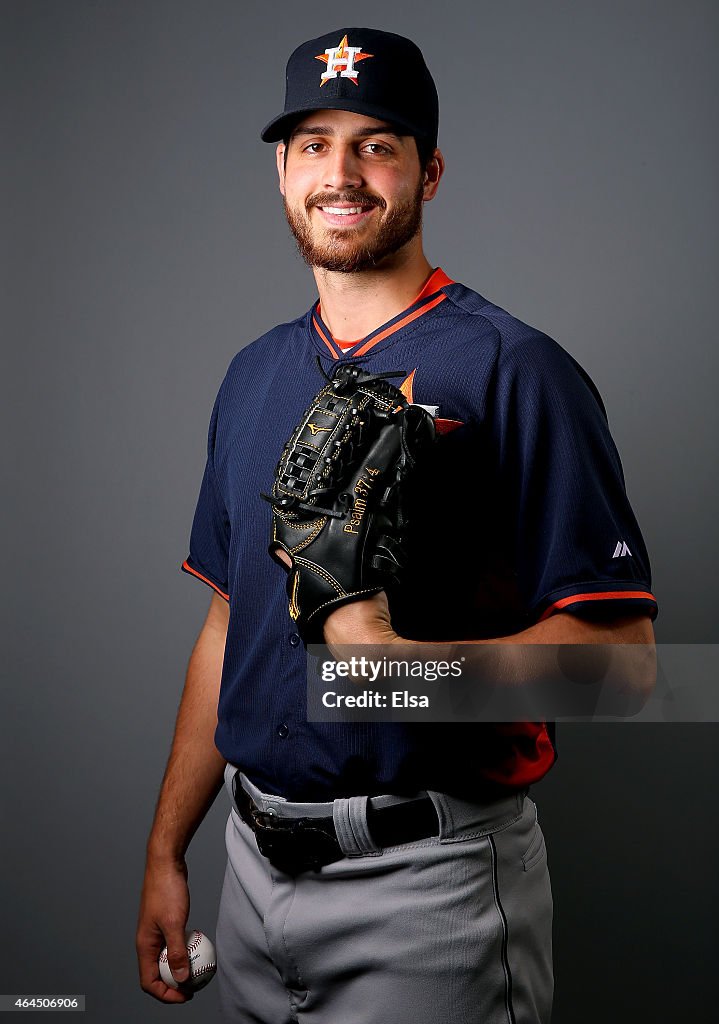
[[323, 144, 363, 190]]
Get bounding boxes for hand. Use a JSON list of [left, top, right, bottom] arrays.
[[275, 549, 401, 646], [323, 590, 401, 647], [136, 857, 193, 1003]]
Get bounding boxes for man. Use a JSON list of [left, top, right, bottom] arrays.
[[136, 27, 657, 1023]]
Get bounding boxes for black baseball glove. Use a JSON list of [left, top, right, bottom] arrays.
[[262, 361, 435, 644]]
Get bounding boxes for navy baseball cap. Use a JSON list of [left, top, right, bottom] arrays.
[[260, 28, 439, 150]]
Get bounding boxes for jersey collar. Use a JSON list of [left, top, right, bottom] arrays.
[[309, 267, 454, 361]]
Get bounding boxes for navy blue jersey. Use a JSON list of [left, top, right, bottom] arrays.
[[181, 269, 657, 801]]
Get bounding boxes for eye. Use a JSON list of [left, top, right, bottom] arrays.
[[362, 142, 391, 155], [301, 142, 326, 154]]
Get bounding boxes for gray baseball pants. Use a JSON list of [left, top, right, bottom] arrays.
[[216, 766, 553, 1023]]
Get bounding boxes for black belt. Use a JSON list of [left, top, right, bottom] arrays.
[[232, 772, 439, 875]]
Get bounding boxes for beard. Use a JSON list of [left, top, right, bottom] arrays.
[[283, 180, 424, 273]]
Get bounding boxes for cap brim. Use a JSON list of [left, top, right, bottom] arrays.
[[260, 99, 429, 143]]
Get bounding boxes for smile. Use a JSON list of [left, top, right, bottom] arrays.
[[315, 205, 377, 226], [320, 206, 365, 215]]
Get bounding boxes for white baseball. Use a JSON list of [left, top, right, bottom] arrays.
[[159, 929, 217, 991]]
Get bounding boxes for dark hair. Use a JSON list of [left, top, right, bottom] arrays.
[[414, 135, 437, 172]]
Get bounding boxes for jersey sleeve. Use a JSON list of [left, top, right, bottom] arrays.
[[181, 384, 231, 601], [489, 331, 657, 623]]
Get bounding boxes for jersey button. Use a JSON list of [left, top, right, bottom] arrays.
[[277, 723, 290, 739], [289, 633, 301, 647]]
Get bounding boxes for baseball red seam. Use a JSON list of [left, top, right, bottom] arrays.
[[159, 932, 210, 964], [192, 963, 217, 976]]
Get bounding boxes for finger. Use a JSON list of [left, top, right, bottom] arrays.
[[143, 976, 193, 1004], [268, 543, 293, 571], [165, 927, 192, 987], [136, 939, 192, 1003]]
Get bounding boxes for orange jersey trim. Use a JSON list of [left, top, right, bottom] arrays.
[[181, 560, 230, 601], [539, 589, 657, 621], [315, 267, 454, 358], [312, 316, 339, 359], [354, 292, 448, 357], [413, 266, 454, 302]]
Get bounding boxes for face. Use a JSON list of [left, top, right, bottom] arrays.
[[276, 109, 442, 273]]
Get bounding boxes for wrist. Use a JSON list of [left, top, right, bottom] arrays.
[[324, 623, 402, 645], [145, 838, 188, 872]]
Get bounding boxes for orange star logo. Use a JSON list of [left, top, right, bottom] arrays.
[[399, 370, 465, 436], [315, 34, 373, 87]]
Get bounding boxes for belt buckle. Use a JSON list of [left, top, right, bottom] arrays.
[[253, 815, 343, 875]]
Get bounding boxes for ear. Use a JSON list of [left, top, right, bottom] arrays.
[[276, 143, 286, 195], [422, 148, 445, 202]]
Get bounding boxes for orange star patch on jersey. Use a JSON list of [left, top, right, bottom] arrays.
[[399, 369, 465, 436], [315, 34, 373, 86]]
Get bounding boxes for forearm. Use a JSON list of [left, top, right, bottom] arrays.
[[324, 596, 656, 697], [326, 592, 654, 647], [146, 607, 228, 866], [413, 615, 655, 698]]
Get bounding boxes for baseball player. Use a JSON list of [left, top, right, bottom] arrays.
[[136, 27, 657, 1023]]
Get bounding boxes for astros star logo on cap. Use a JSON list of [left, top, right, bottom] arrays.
[[315, 34, 374, 86]]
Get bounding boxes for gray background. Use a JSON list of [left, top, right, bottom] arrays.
[[2, 0, 717, 1020]]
